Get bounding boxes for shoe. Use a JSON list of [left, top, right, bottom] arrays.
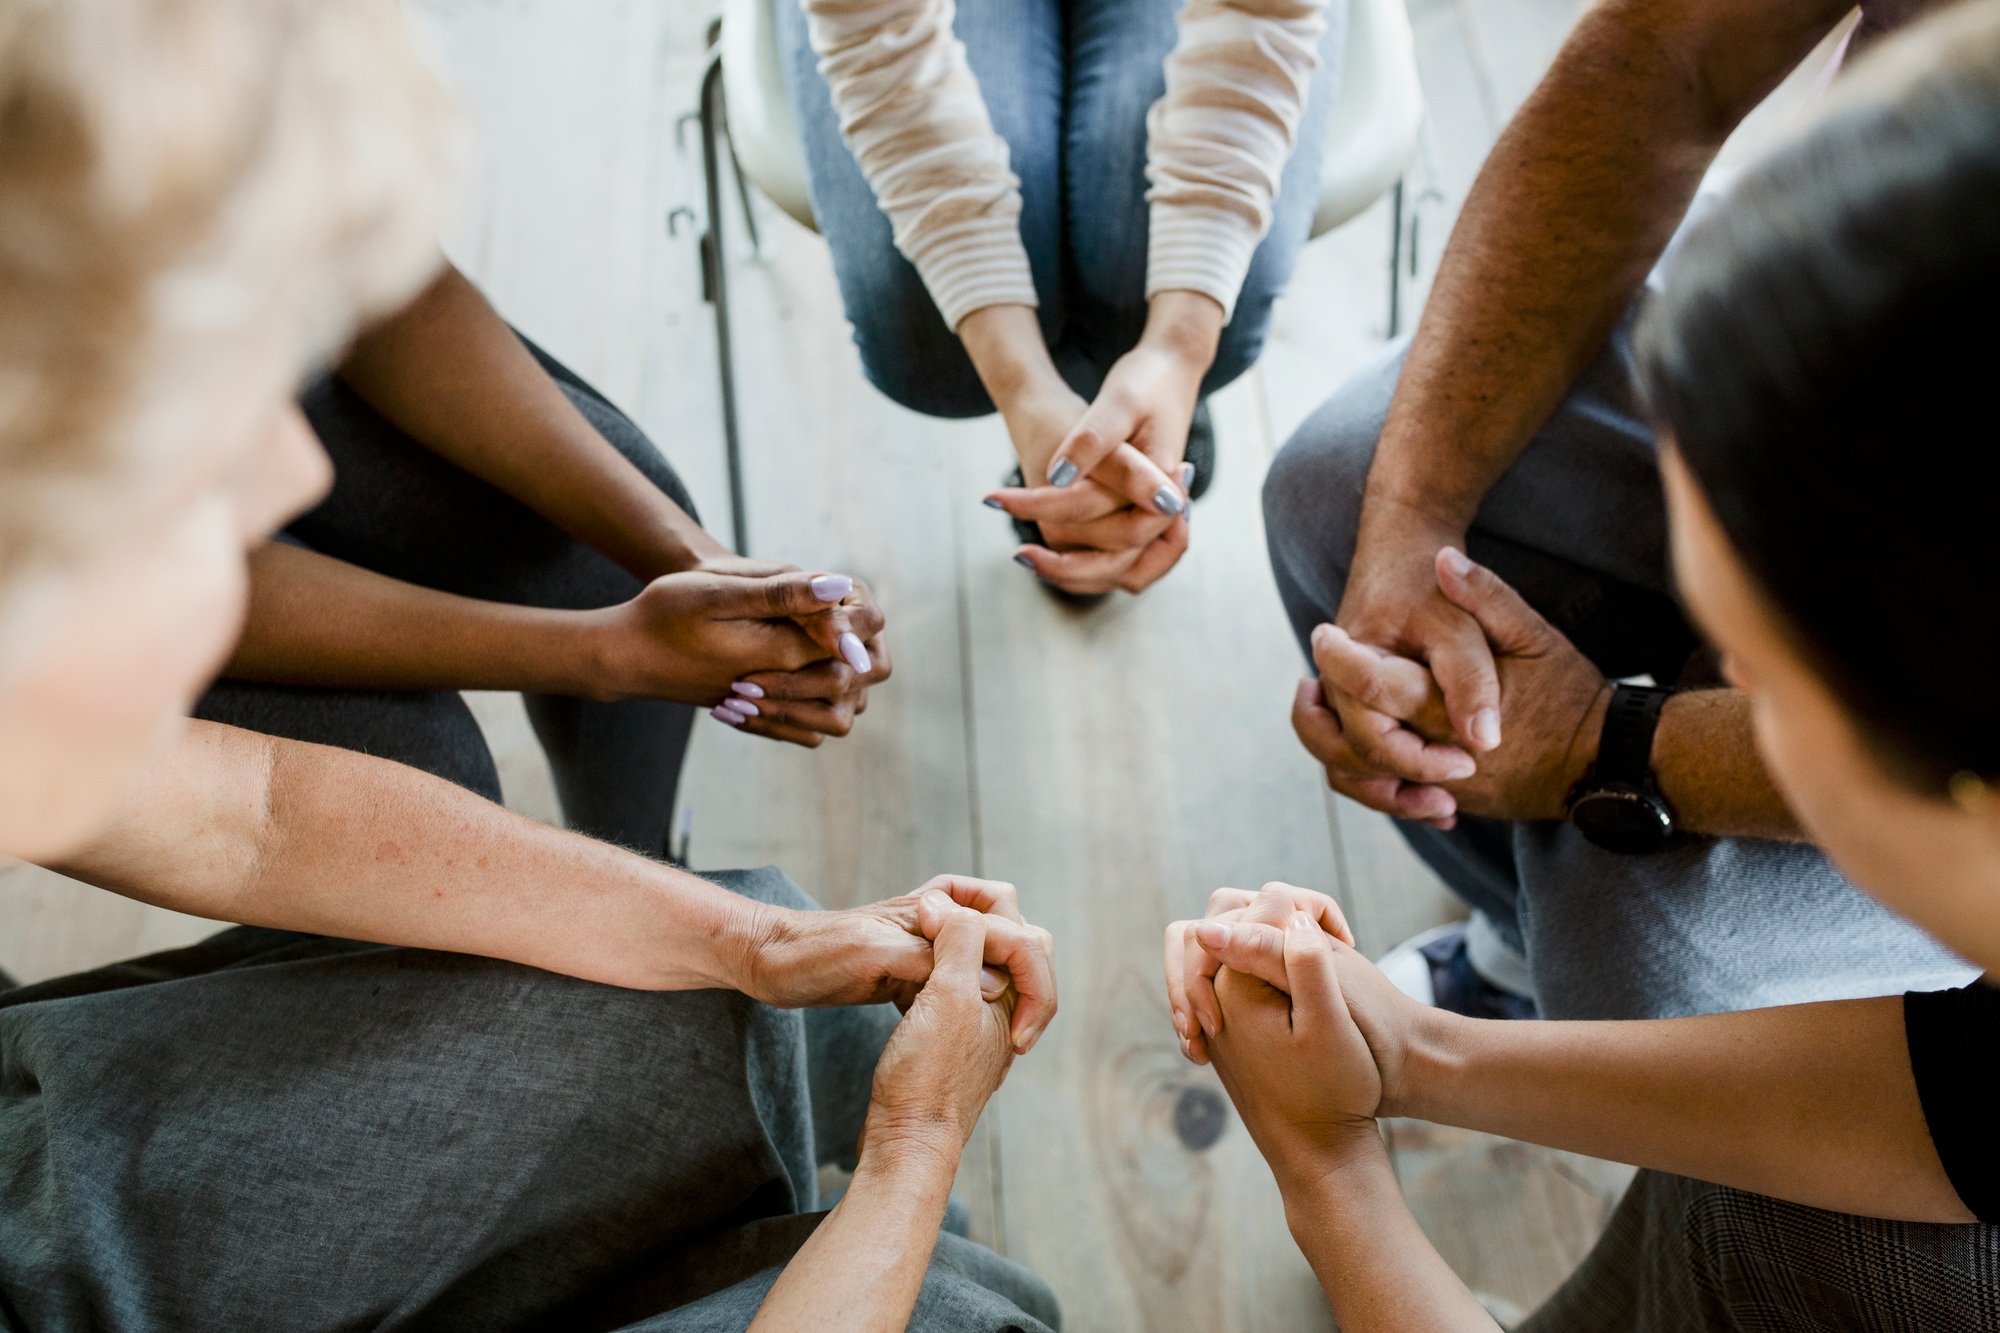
[[1376, 921, 1540, 1021]]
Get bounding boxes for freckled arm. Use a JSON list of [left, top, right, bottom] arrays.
[[49, 719, 769, 990]]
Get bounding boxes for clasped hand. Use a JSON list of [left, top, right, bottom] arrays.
[[590, 563, 893, 747], [1295, 546, 1610, 828]]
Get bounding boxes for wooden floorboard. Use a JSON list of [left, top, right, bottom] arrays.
[[1, 0, 1647, 1325]]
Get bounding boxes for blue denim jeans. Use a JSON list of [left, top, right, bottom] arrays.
[[777, 0, 1348, 417]]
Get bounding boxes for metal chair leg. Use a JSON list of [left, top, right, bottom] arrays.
[[697, 49, 750, 555], [1388, 175, 1406, 339]]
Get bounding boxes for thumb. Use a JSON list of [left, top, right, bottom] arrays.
[[1194, 920, 1290, 994], [1434, 548, 1551, 658], [1281, 912, 1345, 1036], [925, 905, 989, 998], [707, 570, 857, 624]]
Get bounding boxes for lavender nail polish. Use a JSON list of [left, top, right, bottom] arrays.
[[1047, 458, 1078, 488], [1012, 553, 1036, 571], [1153, 485, 1187, 517], [982, 496, 1007, 510], [730, 681, 765, 699], [723, 698, 760, 718], [710, 705, 743, 726], [809, 573, 853, 603], [837, 631, 873, 674]]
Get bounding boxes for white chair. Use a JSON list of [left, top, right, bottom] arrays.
[[692, 0, 1424, 551]]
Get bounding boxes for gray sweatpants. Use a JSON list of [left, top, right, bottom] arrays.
[[0, 867, 1057, 1331], [1262, 329, 1972, 1022]]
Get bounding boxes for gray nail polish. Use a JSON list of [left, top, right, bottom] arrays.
[[1180, 462, 1195, 488], [731, 680, 765, 699], [837, 630, 872, 674], [982, 496, 1007, 510], [710, 705, 743, 726], [1013, 553, 1036, 570], [809, 573, 853, 603], [1153, 485, 1187, 517], [1047, 459, 1078, 488]]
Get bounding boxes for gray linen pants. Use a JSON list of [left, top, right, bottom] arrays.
[[1263, 329, 1972, 1022], [0, 867, 1058, 1332]]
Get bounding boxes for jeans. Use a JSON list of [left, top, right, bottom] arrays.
[[777, 0, 1348, 416], [196, 338, 695, 860], [0, 868, 1058, 1331], [1262, 329, 1974, 1022]]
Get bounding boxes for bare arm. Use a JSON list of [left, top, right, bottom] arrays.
[[1391, 997, 1969, 1223], [53, 719, 765, 990], [1328, 0, 1855, 763], [336, 263, 733, 580]]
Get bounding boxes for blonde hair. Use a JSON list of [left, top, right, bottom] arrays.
[[0, 0, 456, 620]]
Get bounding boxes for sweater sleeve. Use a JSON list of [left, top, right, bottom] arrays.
[[1145, 0, 1329, 321], [800, 0, 1039, 331]]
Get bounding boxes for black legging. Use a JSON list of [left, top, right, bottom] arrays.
[[197, 338, 697, 859]]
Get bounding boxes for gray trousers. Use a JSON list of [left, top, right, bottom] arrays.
[[1263, 330, 1973, 1022], [0, 867, 1058, 1332], [197, 338, 697, 861]]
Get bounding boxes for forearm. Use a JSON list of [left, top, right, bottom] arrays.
[[1653, 688, 1800, 839], [226, 542, 615, 697], [1359, 0, 1847, 535], [338, 264, 723, 580], [1393, 999, 1971, 1222], [749, 1134, 958, 1332], [54, 721, 765, 991], [1273, 1131, 1497, 1332]]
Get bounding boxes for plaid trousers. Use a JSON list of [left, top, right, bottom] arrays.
[[1524, 1170, 2000, 1331]]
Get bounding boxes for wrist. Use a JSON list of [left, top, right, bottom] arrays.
[[1381, 1004, 1469, 1120], [1139, 290, 1224, 371], [1269, 1120, 1393, 1204], [958, 305, 1063, 410], [858, 1113, 969, 1185], [1560, 682, 1616, 796]]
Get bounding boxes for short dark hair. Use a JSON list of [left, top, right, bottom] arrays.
[[1637, 0, 2000, 792]]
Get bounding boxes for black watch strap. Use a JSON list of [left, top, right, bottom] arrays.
[[1595, 684, 1672, 785]]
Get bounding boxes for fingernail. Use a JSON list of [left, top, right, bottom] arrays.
[[1446, 753, 1477, 781], [731, 681, 765, 699], [1013, 553, 1036, 571], [1198, 1013, 1216, 1039], [1180, 462, 1195, 488], [710, 705, 743, 726], [810, 574, 853, 603], [1442, 547, 1472, 578], [722, 698, 759, 718], [1152, 485, 1186, 517], [1471, 708, 1501, 750], [1048, 459, 1078, 488], [1173, 1011, 1187, 1038], [837, 631, 872, 674], [983, 496, 1007, 510], [1291, 912, 1314, 931], [1196, 922, 1230, 948], [982, 966, 1008, 990]]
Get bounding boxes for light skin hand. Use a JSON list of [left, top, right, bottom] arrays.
[[1164, 882, 1353, 1064], [971, 294, 1217, 595], [1301, 548, 1610, 825], [746, 875, 1056, 1054]]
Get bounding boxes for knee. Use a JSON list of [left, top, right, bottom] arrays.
[[833, 256, 994, 418], [1261, 376, 1385, 577]]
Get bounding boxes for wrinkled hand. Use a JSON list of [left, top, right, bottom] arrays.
[[1201, 898, 1383, 1163], [1164, 882, 1352, 1064], [742, 875, 1056, 1054], [594, 569, 892, 747], [1300, 548, 1609, 825], [984, 344, 1198, 597], [859, 900, 1021, 1164]]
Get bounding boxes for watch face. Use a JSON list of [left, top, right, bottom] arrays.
[[1569, 786, 1675, 855]]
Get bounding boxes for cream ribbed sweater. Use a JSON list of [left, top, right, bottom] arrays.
[[801, 0, 1328, 330]]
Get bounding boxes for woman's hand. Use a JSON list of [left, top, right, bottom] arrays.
[[739, 875, 1057, 1054], [1201, 903, 1386, 1169], [859, 899, 1021, 1163], [1164, 881, 1353, 1064], [588, 569, 892, 746]]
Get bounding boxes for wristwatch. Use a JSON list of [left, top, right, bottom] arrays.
[[1566, 683, 1677, 854]]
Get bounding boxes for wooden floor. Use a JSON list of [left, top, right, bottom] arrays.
[[0, 0, 1644, 1325]]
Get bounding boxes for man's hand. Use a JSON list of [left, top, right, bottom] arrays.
[[1165, 882, 1353, 1064], [1298, 548, 1609, 825], [740, 875, 1056, 1055], [591, 569, 892, 747], [859, 901, 1021, 1162]]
